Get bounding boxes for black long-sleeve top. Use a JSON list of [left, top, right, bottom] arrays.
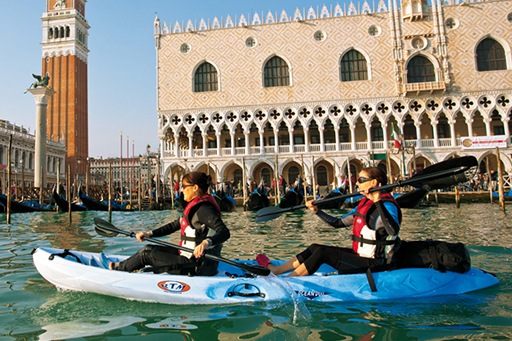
[[316, 199, 400, 239], [151, 203, 230, 247]]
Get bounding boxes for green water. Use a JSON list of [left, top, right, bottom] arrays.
[[1, 204, 511, 340]]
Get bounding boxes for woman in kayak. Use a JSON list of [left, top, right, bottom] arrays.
[[104, 171, 230, 276], [256, 167, 401, 276]]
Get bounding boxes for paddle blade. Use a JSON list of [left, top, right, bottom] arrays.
[[254, 206, 286, 223], [413, 156, 478, 190], [94, 217, 119, 237]]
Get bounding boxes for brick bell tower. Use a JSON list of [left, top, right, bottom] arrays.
[[41, 0, 89, 181]]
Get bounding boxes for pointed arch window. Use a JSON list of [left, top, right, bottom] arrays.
[[407, 55, 435, 83], [340, 50, 368, 81], [194, 62, 218, 92], [264, 56, 290, 87], [476, 38, 506, 71]]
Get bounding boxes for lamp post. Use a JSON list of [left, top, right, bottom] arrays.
[[76, 157, 81, 198], [146, 144, 151, 199], [390, 135, 416, 178], [20, 157, 24, 201]]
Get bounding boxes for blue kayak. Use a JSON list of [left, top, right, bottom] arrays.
[[33, 247, 499, 305]]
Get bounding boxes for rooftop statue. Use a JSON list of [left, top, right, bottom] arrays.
[[25, 74, 50, 93]]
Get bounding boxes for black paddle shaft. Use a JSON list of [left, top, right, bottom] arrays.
[[93, 218, 271, 276], [255, 165, 470, 221]]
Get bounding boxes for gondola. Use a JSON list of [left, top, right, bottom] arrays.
[[78, 188, 133, 212], [316, 189, 345, 209], [52, 188, 87, 212], [278, 190, 304, 209], [0, 194, 54, 213], [244, 189, 271, 211], [395, 187, 431, 208], [212, 188, 237, 212]]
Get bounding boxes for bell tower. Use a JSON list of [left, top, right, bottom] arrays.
[[41, 0, 89, 180]]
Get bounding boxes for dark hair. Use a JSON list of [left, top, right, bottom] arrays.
[[182, 171, 212, 194], [361, 167, 388, 185]]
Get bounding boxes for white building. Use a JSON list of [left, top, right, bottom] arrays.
[[154, 0, 512, 188]]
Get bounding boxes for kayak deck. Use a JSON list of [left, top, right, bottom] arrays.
[[33, 247, 499, 305]]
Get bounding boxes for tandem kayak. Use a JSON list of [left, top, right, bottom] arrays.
[[32, 247, 499, 305]]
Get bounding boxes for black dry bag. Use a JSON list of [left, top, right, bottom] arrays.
[[394, 240, 471, 274]]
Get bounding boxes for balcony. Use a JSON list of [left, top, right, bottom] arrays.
[[402, 81, 445, 96]]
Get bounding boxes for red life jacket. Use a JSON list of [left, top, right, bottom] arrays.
[[352, 193, 402, 259], [180, 195, 221, 258]]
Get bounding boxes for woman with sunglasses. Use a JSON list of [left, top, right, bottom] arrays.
[[105, 171, 230, 276], [256, 167, 401, 276]]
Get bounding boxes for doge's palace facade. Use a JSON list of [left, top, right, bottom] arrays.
[[154, 0, 512, 188]]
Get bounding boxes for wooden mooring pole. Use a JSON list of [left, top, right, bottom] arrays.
[[496, 147, 505, 212], [6, 135, 12, 224]]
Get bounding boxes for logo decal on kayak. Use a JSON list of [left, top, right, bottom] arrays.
[[295, 290, 328, 299], [158, 281, 191, 293]]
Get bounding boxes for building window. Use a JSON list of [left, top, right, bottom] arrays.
[[314, 30, 326, 42], [261, 168, 271, 185], [263, 56, 290, 87], [194, 62, 218, 92], [437, 116, 450, 138], [245, 37, 256, 48], [508, 12, 512, 23], [180, 43, 190, 54], [368, 25, 380, 36], [234, 169, 242, 185], [288, 166, 300, 185], [316, 165, 328, 186], [445, 18, 458, 30], [476, 38, 506, 71], [371, 123, 384, 141], [340, 50, 368, 81], [407, 55, 435, 83]]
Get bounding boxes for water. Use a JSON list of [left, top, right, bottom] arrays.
[[1, 204, 511, 340]]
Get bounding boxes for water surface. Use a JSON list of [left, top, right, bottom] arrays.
[[1, 204, 511, 340]]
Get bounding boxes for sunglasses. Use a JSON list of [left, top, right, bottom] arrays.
[[357, 176, 373, 184], [182, 184, 194, 188]]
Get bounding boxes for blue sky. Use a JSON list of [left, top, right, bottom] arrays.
[[0, 0, 356, 158]]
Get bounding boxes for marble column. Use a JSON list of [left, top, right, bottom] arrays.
[[259, 131, 265, 154], [188, 133, 194, 158], [28, 87, 56, 188], [216, 133, 221, 156], [432, 121, 439, 147], [304, 129, 310, 152], [334, 127, 340, 151], [350, 125, 356, 151], [289, 129, 294, 153], [244, 132, 250, 155], [202, 133, 207, 157], [415, 122, 422, 148], [449, 120, 457, 147], [319, 128, 325, 152]]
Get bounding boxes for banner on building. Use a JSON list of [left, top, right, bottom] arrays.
[[460, 135, 507, 150]]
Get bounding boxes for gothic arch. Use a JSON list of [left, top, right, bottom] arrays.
[[261, 54, 294, 86], [474, 34, 511, 70], [191, 59, 221, 92], [339, 47, 373, 80]]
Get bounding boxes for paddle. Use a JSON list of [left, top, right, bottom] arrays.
[[93, 217, 271, 276], [255, 158, 477, 223]]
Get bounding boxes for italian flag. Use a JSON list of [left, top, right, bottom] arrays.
[[392, 124, 401, 149]]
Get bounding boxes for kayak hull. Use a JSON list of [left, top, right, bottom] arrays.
[[33, 247, 499, 305]]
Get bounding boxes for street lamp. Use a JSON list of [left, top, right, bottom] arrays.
[[146, 144, 151, 198], [390, 135, 416, 178], [20, 157, 24, 201]]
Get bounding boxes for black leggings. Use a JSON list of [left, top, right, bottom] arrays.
[[117, 245, 194, 273], [296, 244, 383, 275]]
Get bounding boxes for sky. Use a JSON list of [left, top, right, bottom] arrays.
[[0, 0, 356, 158]]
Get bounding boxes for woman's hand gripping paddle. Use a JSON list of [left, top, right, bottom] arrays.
[[255, 156, 478, 223], [93, 217, 271, 276]]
